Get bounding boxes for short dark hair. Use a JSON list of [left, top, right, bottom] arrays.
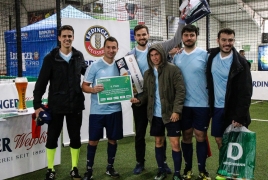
[[217, 28, 235, 39], [239, 49, 245, 53], [134, 24, 149, 35], [104, 36, 118, 47], [58, 25, 74, 36], [181, 24, 198, 36]]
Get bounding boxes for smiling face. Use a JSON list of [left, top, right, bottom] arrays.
[[103, 40, 118, 62], [217, 33, 235, 56], [149, 49, 162, 68], [134, 28, 149, 47], [58, 30, 74, 50]]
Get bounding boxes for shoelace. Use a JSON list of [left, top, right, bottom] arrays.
[[49, 173, 54, 178]]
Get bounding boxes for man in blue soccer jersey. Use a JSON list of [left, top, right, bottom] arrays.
[[127, 16, 186, 175], [82, 37, 123, 180], [173, 24, 211, 180], [131, 43, 185, 180], [206, 28, 252, 180]]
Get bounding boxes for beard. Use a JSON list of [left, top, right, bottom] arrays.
[[183, 41, 196, 48], [220, 45, 232, 54], [137, 39, 148, 46]]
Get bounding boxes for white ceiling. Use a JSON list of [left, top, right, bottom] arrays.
[[210, 0, 268, 23], [0, 0, 267, 23]]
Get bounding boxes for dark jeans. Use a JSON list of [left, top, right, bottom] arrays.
[[46, 112, 82, 149], [132, 104, 167, 164]]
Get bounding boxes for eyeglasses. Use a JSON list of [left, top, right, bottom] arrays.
[[220, 38, 235, 43]]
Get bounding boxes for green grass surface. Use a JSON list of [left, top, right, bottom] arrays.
[[8, 101, 268, 180]]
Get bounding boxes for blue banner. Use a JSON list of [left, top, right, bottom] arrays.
[[5, 28, 57, 77]]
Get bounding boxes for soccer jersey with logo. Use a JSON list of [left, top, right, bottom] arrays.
[[211, 51, 233, 108], [84, 58, 122, 114], [174, 47, 208, 107]]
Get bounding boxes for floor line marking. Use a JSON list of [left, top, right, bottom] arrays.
[[252, 119, 268, 122]]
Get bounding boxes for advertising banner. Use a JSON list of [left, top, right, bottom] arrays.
[[0, 110, 61, 179], [5, 28, 57, 77], [258, 45, 268, 71], [251, 71, 268, 100], [0, 82, 48, 112], [62, 18, 131, 66], [97, 75, 133, 104]]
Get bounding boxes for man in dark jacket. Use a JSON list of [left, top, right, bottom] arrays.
[[131, 43, 185, 180], [206, 28, 252, 180], [33, 25, 88, 180]]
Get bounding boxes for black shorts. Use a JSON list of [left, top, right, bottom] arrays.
[[150, 116, 181, 137]]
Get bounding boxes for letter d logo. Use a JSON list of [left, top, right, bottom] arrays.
[[227, 143, 243, 160]]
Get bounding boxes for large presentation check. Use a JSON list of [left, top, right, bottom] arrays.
[[97, 75, 133, 104]]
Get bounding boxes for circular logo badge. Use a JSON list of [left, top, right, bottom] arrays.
[[84, 26, 110, 57]]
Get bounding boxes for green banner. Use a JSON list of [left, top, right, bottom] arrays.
[[242, 45, 250, 51], [97, 75, 133, 104]]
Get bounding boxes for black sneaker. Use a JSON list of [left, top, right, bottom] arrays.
[[82, 171, 93, 180], [154, 171, 167, 180], [196, 171, 211, 180], [70, 167, 82, 180], [164, 162, 172, 174], [45, 169, 56, 180], [133, 162, 145, 174], [106, 165, 120, 178]]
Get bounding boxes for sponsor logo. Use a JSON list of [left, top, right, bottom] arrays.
[[14, 131, 47, 150], [0, 99, 18, 109], [38, 29, 56, 38], [0, 138, 12, 152], [33, 51, 39, 60], [222, 143, 246, 167], [85, 60, 94, 66], [9, 52, 40, 67], [84, 26, 110, 57], [227, 143, 243, 160], [13, 32, 28, 40], [252, 81, 268, 87]]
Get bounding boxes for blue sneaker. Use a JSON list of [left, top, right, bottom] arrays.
[[133, 162, 145, 174], [164, 162, 172, 174]]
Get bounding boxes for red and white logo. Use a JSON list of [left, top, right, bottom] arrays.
[[84, 26, 110, 57]]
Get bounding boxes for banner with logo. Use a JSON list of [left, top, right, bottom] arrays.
[[62, 18, 131, 66], [0, 82, 48, 112], [251, 71, 268, 100], [0, 110, 61, 179], [218, 125, 256, 179], [5, 28, 57, 77]]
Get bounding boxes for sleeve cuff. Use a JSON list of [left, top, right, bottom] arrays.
[[178, 18, 185, 24]]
